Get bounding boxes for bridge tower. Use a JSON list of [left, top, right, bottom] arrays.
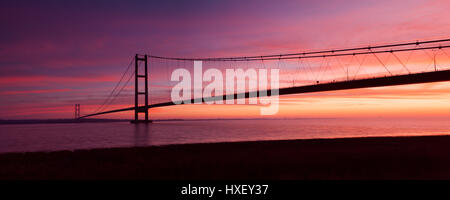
[[132, 54, 152, 123], [74, 104, 80, 119]]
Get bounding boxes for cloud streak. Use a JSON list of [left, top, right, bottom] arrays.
[[1, 0, 449, 119]]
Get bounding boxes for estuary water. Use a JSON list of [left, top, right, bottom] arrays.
[[0, 118, 449, 153]]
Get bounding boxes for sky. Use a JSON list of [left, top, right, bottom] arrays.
[[0, 0, 450, 119]]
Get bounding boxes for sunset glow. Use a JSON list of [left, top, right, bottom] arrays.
[[1, 0, 450, 119]]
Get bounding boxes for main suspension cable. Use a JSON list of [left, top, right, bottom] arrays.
[[147, 39, 450, 61]]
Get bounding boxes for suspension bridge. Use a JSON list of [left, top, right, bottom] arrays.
[[79, 39, 450, 122]]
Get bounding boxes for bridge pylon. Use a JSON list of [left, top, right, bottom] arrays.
[[74, 104, 80, 119], [131, 54, 152, 123]]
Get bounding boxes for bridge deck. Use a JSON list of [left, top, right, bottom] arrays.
[[80, 69, 450, 118]]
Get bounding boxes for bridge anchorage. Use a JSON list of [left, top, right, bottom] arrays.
[[131, 54, 152, 123]]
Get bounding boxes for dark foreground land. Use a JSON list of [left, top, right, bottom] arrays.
[[1, 135, 450, 180]]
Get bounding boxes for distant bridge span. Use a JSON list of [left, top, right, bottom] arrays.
[[80, 69, 450, 119]]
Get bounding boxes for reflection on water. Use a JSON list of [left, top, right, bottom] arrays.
[[0, 118, 449, 153], [134, 124, 149, 147]]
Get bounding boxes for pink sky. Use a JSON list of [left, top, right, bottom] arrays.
[[1, 0, 449, 119]]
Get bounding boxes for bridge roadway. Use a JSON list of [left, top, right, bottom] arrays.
[[80, 69, 450, 118]]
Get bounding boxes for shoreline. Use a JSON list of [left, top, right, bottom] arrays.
[[3, 117, 446, 125], [1, 134, 449, 154], [1, 135, 450, 179]]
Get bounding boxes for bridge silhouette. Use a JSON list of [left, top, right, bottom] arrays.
[[80, 39, 450, 122]]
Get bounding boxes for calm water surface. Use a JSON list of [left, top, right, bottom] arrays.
[[0, 118, 449, 153]]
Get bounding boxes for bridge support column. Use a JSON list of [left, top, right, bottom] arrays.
[[74, 104, 80, 119], [132, 54, 152, 123]]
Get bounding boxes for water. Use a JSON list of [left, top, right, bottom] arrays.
[[0, 118, 449, 153]]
